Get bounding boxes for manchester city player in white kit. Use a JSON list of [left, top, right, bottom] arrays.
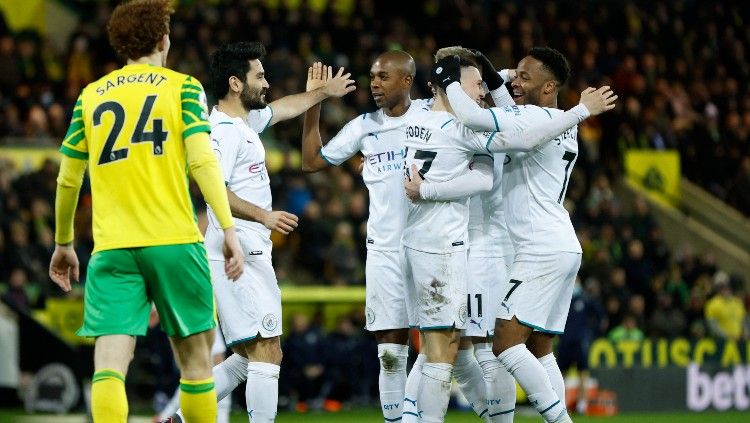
[[164, 41, 355, 423], [401, 49, 614, 423], [404, 48, 519, 423], [441, 47, 617, 423], [301, 51, 431, 423]]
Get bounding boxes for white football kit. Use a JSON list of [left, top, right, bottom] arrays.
[[320, 99, 431, 331], [445, 85, 589, 334], [204, 106, 282, 346], [465, 154, 515, 337], [402, 111, 498, 330], [498, 106, 582, 333]]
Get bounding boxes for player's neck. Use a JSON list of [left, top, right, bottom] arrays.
[[217, 98, 247, 119], [431, 93, 454, 114], [382, 98, 411, 117], [127, 52, 163, 67]]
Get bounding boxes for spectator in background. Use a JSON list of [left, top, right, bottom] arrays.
[[704, 275, 748, 340], [648, 292, 687, 338], [1, 267, 31, 312], [608, 313, 645, 343], [281, 313, 328, 410]]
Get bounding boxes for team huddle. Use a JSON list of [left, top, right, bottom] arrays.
[[47, 1, 617, 423]]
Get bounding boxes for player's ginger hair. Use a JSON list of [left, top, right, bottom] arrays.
[[108, 0, 174, 60]]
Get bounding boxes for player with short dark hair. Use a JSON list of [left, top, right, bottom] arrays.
[[49, 1, 244, 422], [161, 41, 354, 423], [441, 46, 617, 423]]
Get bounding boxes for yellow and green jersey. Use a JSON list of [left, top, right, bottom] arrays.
[[60, 63, 211, 253]]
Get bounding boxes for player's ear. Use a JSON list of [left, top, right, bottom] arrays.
[[543, 80, 557, 94], [228, 76, 242, 94]]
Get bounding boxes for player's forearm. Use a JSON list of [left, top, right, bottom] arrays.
[[54, 155, 87, 244], [446, 83, 499, 131], [489, 85, 514, 108], [227, 189, 268, 224], [269, 89, 327, 126], [186, 132, 234, 229], [301, 103, 329, 172], [420, 156, 494, 201], [487, 104, 590, 153]]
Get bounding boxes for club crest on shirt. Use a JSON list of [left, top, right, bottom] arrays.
[[458, 303, 468, 324], [366, 307, 376, 325], [262, 313, 279, 331]]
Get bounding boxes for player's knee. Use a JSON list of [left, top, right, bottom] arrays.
[[377, 343, 408, 373]]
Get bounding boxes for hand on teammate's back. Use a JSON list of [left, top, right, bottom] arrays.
[[470, 49, 504, 91], [578, 86, 618, 116], [222, 228, 244, 281], [432, 55, 461, 91], [403, 164, 424, 203], [262, 210, 299, 235], [49, 245, 79, 292]]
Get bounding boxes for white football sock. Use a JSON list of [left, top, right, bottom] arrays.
[[169, 353, 249, 420], [245, 361, 280, 423], [476, 343, 515, 422], [497, 344, 567, 423], [403, 353, 426, 423], [378, 343, 409, 421], [454, 347, 489, 421], [217, 392, 232, 423], [417, 362, 453, 423], [539, 353, 566, 408]]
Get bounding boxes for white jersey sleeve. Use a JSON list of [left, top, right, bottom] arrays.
[[445, 83, 590, 152], [246, 106, 274, 134], [320, 116, 365, 166], [419, 154, 494, 201]]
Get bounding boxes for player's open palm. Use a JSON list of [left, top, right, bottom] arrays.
[[322, 66, 356, 98], [306, 62, 327, 92], [263, 210, 299, 235], [49, 245, 79, 293], [222, 228, 244, 281], [579, 86, 618, 116], [404, 164, 424, 203]]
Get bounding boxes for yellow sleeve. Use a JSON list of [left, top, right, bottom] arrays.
[[704, 298, 718, 320], [55, 155, 87, 244], [185, 131, 234, 229]]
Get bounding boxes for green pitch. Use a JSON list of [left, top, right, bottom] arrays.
[[3, 409, 749, 422]]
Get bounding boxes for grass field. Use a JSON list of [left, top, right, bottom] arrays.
[[2, 409, 749, 423]]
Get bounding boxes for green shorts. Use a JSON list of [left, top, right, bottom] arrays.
[[77, 243, 215, 338]]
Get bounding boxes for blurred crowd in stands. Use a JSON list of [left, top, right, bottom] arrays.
[[1, 0, 749, 410]]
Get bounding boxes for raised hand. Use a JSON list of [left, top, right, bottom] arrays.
[[306, 62, 327, 92], [322, 66, 356, 98], [49, 245, 79, 292], [404, 164, 424, 203], [470, 49, 503, 90], [578, 86, 618, 116], [262, 210, 299, 235], [432, 55, 461, 91]]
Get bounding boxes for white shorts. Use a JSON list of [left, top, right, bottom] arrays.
[[403, 246, 468, 330], [463, 254, 511, 337], [496, 252, 581, 334], [365, 249, 415, 331], [211, 254, 282, 347]]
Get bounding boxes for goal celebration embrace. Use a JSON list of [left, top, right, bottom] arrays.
[[1, 0, 747, 423]]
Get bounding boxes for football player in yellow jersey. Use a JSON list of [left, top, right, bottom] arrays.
[[48, 1, 243, 422]]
